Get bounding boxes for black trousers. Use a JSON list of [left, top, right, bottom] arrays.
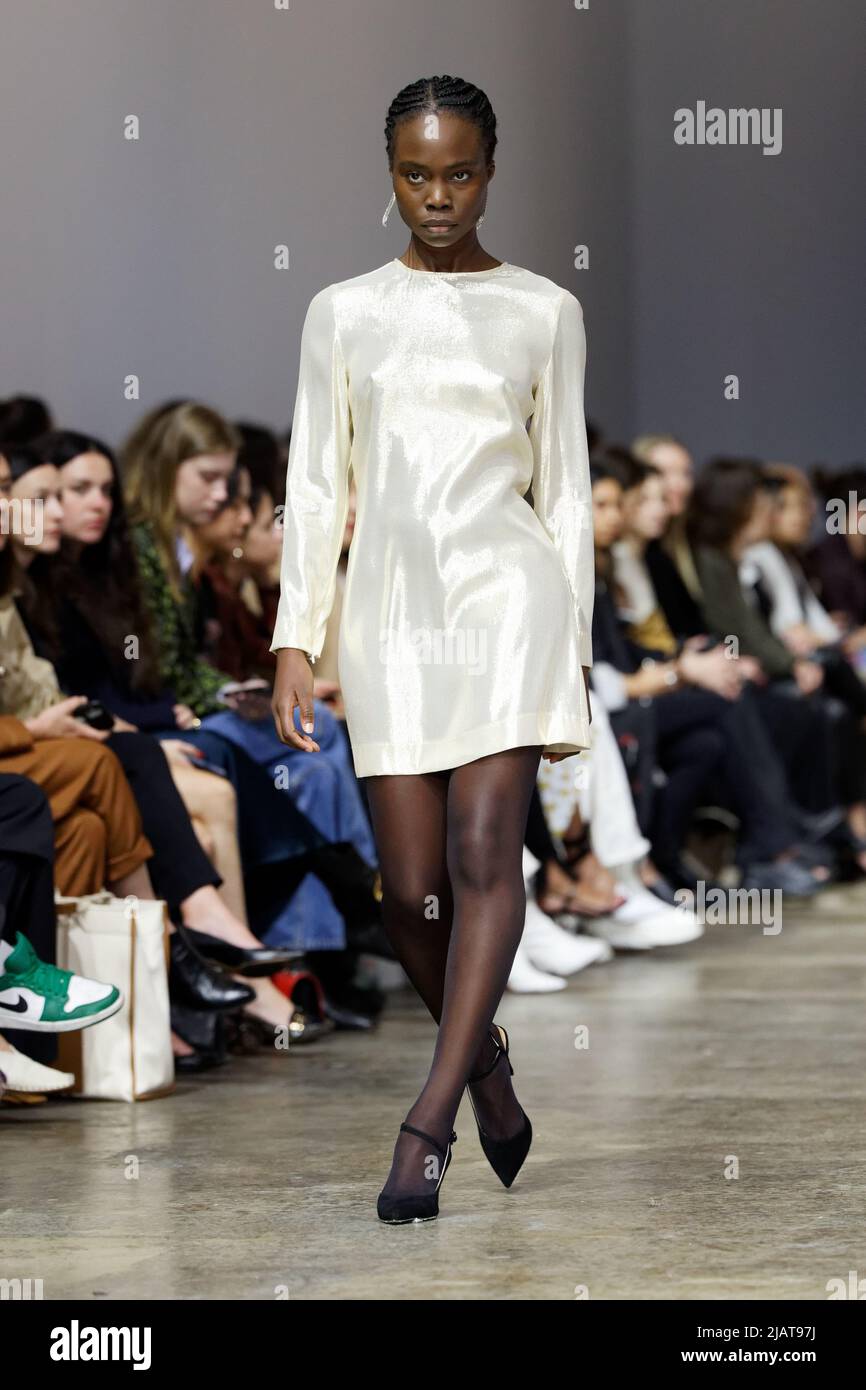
[[525, 783, 561, 864], [642, 690, 727, 872], [105, 732, 221, 918], [614, 683, 818, 874], [752, 684, 839, 813]]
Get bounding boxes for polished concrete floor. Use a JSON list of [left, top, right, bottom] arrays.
[[3, 883, 865, 1300]]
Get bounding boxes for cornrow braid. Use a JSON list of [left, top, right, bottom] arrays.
[[384, 75, 497, 169]]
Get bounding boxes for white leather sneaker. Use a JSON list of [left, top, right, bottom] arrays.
[[0, 1045, 75, 1094]]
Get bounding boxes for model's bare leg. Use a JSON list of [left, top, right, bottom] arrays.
[[369, 745, 541, 1203]]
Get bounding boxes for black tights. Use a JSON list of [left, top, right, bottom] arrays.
[[365, 744, 542, 1201]]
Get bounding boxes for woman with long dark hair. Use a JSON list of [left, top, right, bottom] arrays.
[[271, 76, 596, 1222]]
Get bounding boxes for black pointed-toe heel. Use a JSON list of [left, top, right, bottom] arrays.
[[376, 1121, 457, 1224], [467, 1024, 532, 1189]]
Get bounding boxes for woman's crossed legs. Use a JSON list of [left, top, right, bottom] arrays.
[[365, 744, 542, 1204]]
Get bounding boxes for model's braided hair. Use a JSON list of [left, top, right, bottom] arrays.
[[384, 76, 497, 169]]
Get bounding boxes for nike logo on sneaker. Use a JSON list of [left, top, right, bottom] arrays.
[[0, 995, 28, 1013]]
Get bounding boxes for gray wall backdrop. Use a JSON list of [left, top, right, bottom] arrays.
[[1, 0, 862, 467]]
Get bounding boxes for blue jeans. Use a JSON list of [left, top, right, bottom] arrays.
[[154, 704, 376, 950]]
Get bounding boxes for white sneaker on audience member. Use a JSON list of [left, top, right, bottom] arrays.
[[522, 899, 613, 975], [0, 1044, 75, 1094], [583, 864, 704, 950], [507, 936, 568, 993]]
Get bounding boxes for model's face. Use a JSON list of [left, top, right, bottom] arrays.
[[391, 112, 493, 251], [592, 478, 624, 550], [60, 452, 114, 545], [10, 463, 64, 554], [646, 442, 693, 517], [242, 489, 282, 573], [196, 466, 253, 556], [623, 475, 669, 542], [772, 484, 812, 547], [0, 453, 10, 551], [175, 452, 235, 527]]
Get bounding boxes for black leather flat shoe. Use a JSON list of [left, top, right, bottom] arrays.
[[171, 1002, 229, 1064], [376, 1122, 457, 1224], [323, 999, 376, 1031], [466, 1024, 532, 1189], [174, 1048, 224, 1074], [168, 933, 256, 1012], [176, 925, 303, 977], [232, 1008, 334, 1049]]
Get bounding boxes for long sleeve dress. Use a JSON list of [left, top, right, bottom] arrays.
[[270, 256, 595, 778]]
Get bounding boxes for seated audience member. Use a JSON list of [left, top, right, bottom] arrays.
[[805, 465, 866, 649], [631, 432, 703, 604], [590, 459, 826, 894], [537, 697, 704, 950], [1, 445, 306, 1039], [193, 465, 347, 715], [743, 465, 845, 652], [741, 465, 866, 719], [0, 771, 124, 1072], [689, 457, 866, 864], [17, 426, 387, 983], [0, 394, 54, 448]]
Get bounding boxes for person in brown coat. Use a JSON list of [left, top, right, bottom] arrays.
[[0, 714, 153, 897]]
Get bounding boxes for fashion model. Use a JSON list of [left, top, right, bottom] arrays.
[[271, 75, 594, 1223]]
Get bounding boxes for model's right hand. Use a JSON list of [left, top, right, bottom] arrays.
[[271, 648, 321, 752]]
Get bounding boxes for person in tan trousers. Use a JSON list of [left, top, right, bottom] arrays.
[[0, 714, 154, 897]]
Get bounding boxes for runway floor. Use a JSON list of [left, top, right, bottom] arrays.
[[3, 883, 865, 1301]]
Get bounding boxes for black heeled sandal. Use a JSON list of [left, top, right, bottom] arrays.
[[376, 1121, 457, 1224], [466, 1024, 532, 1189]]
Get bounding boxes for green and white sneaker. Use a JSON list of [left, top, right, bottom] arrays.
[[0, 932, 123, 1032]]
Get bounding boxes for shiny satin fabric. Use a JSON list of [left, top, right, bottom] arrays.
[[270, 257, 594, 777]]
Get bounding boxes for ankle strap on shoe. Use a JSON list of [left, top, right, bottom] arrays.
[[468, 1025, 513, 1083], [399, 1121, 456, 1157]]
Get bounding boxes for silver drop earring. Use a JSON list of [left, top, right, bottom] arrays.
[[382, 192, 395, 226], [477, 212, 486, 226]]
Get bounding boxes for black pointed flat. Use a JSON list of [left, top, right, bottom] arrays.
[[175, 925, 303, 977]]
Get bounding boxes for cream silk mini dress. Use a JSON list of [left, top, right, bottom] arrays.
[[270, 256, 594, 778]]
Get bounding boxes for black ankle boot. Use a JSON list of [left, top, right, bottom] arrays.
[[466, 1024, 532, 1189]]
